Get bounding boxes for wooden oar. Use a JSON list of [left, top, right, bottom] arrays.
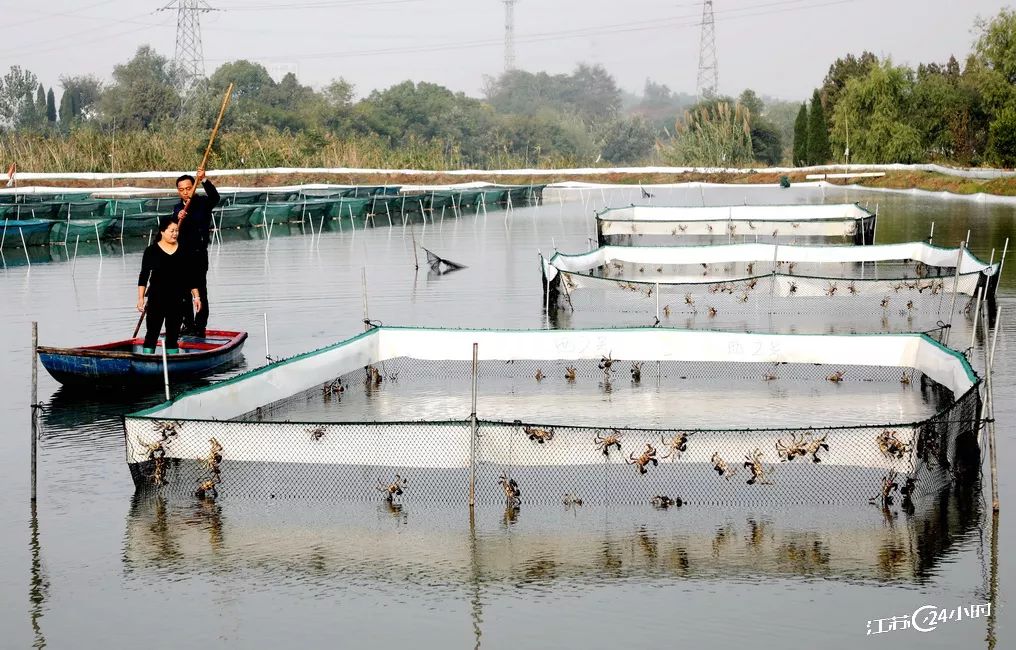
[[133, 83, 234, 340], [180, 82, 234, 216]]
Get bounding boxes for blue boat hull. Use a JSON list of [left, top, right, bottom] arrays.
[[38, 330, 247, 387]]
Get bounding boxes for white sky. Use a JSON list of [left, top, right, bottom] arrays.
[[0, 0, 1006, 101]]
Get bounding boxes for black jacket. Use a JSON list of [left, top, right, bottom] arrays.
[[138, 243, 197, 304], [174, 179, 220, 253]]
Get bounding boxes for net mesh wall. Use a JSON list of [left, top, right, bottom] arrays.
[[548, 268, 987, 335], [597, 217, 875, 247], [125, 356, 981, 508]]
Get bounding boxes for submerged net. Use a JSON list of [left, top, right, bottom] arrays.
[[123, 328, 982, 507], [596, 203, 877, 246]]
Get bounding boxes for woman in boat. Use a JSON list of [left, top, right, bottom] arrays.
[[136, 215, 201, 355]]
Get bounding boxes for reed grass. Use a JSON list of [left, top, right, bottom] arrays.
[[0, 127, 587, 174]]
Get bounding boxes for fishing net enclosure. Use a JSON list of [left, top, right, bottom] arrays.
[[124, 328, 982, 508], [542, 242, 998, 334], [596, 203, 877, 246]]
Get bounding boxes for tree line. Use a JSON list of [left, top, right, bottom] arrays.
[[0, 8, 1012, 171]]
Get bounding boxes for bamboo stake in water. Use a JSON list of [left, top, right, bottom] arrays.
[[468, 342, 478, 507], [361, 267, 369, 330], [18, 227, 30, 267], [944, 241, 966, 347], [970, 287, 983, 351], [983, 306, 999, 510], [161, 338, 170, 402], [263, 313, 271, 363]]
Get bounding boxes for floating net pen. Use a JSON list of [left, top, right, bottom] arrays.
[[541, 242, 998, 334], [124, 327, 982, 508], [596, 203, 877, 247]]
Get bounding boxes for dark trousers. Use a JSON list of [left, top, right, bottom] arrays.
[[183, 251, 209, 334], [143, 298, 186, 351]]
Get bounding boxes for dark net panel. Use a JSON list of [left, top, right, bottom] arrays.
[[549, 270, 980, 335]]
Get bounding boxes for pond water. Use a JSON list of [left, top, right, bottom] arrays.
[[0, 183, 1011, 649]]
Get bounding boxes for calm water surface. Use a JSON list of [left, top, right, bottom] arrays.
[[0, 184, 1012, 649]]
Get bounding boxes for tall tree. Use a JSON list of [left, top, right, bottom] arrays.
[[974, 8, 1016, 84], [807, 90, 831, 164], [35, 84, 45, 113], [99, 45, 180, 129], [820, 52, 878, 127], [792, 103, 808, 166], [988, 104, 1016, 166], [0, 65, 40, 128], [45, 88, 56, 123], [829, 61, 922, 163], [58, 75, 102, 124]]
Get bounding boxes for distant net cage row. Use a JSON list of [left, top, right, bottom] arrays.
[[595, 203, 877, 247], [541, 242, 998, 334], [123, 328, 983, 508]]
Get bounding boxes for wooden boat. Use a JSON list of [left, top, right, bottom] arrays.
[[1, 219, 55, 248], [37, 330, 247, 387]]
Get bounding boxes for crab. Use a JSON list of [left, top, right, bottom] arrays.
[[524, 425, 555, 444], [651, 495, 682, 509], [202, 438, 224, 474], [869, 470, 899, 508], [626, 443, 659, 475], [598, 353, 614, 375], [825, 282, 838, 297], [308, 426, 326, 441], [876, 430, 910, 460], [900, 371, 911, 386], [776, 432, 809, 462], [803, 433, 829, 463], [848, 282, 859, 295], [365, 365, 383, 387], [684, 293, 695, 306], [663, 304, 672, 317], [826, 371, 845, 383], [743, 448, 772, 485], [195, 478, 218, 501], [660, 433, 689, 461], [711, 452, 736, 480], [594, 431, 622, 457], [707, 306, 718, 318], [535, 368, 545, 381], [564, 366, 577, 381], [378, 474, 408, 502], [498, 472, 521, 508], [630, 362, 643, 384]]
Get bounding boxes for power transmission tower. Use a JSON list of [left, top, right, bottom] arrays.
[[159, 1, 217, 94], [696, 0, 718, 99], [503, 0, 517, 72]]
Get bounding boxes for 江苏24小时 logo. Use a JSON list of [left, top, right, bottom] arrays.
[[867, 602, 992, 635]]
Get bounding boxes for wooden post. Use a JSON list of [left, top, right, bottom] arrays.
[[31, 322, 38, 503], [469, 342, 478, 507]]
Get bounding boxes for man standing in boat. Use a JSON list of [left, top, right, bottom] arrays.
[[174, 168, 219, 337]]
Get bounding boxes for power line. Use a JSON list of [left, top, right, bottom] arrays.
[[218, 0, 858, 63]]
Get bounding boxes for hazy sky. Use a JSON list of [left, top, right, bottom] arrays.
[[1, 0, 1006, 101]]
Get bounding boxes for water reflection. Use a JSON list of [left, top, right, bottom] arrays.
[[123, 483, 982, 590], [29, 503, 47, 650]]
